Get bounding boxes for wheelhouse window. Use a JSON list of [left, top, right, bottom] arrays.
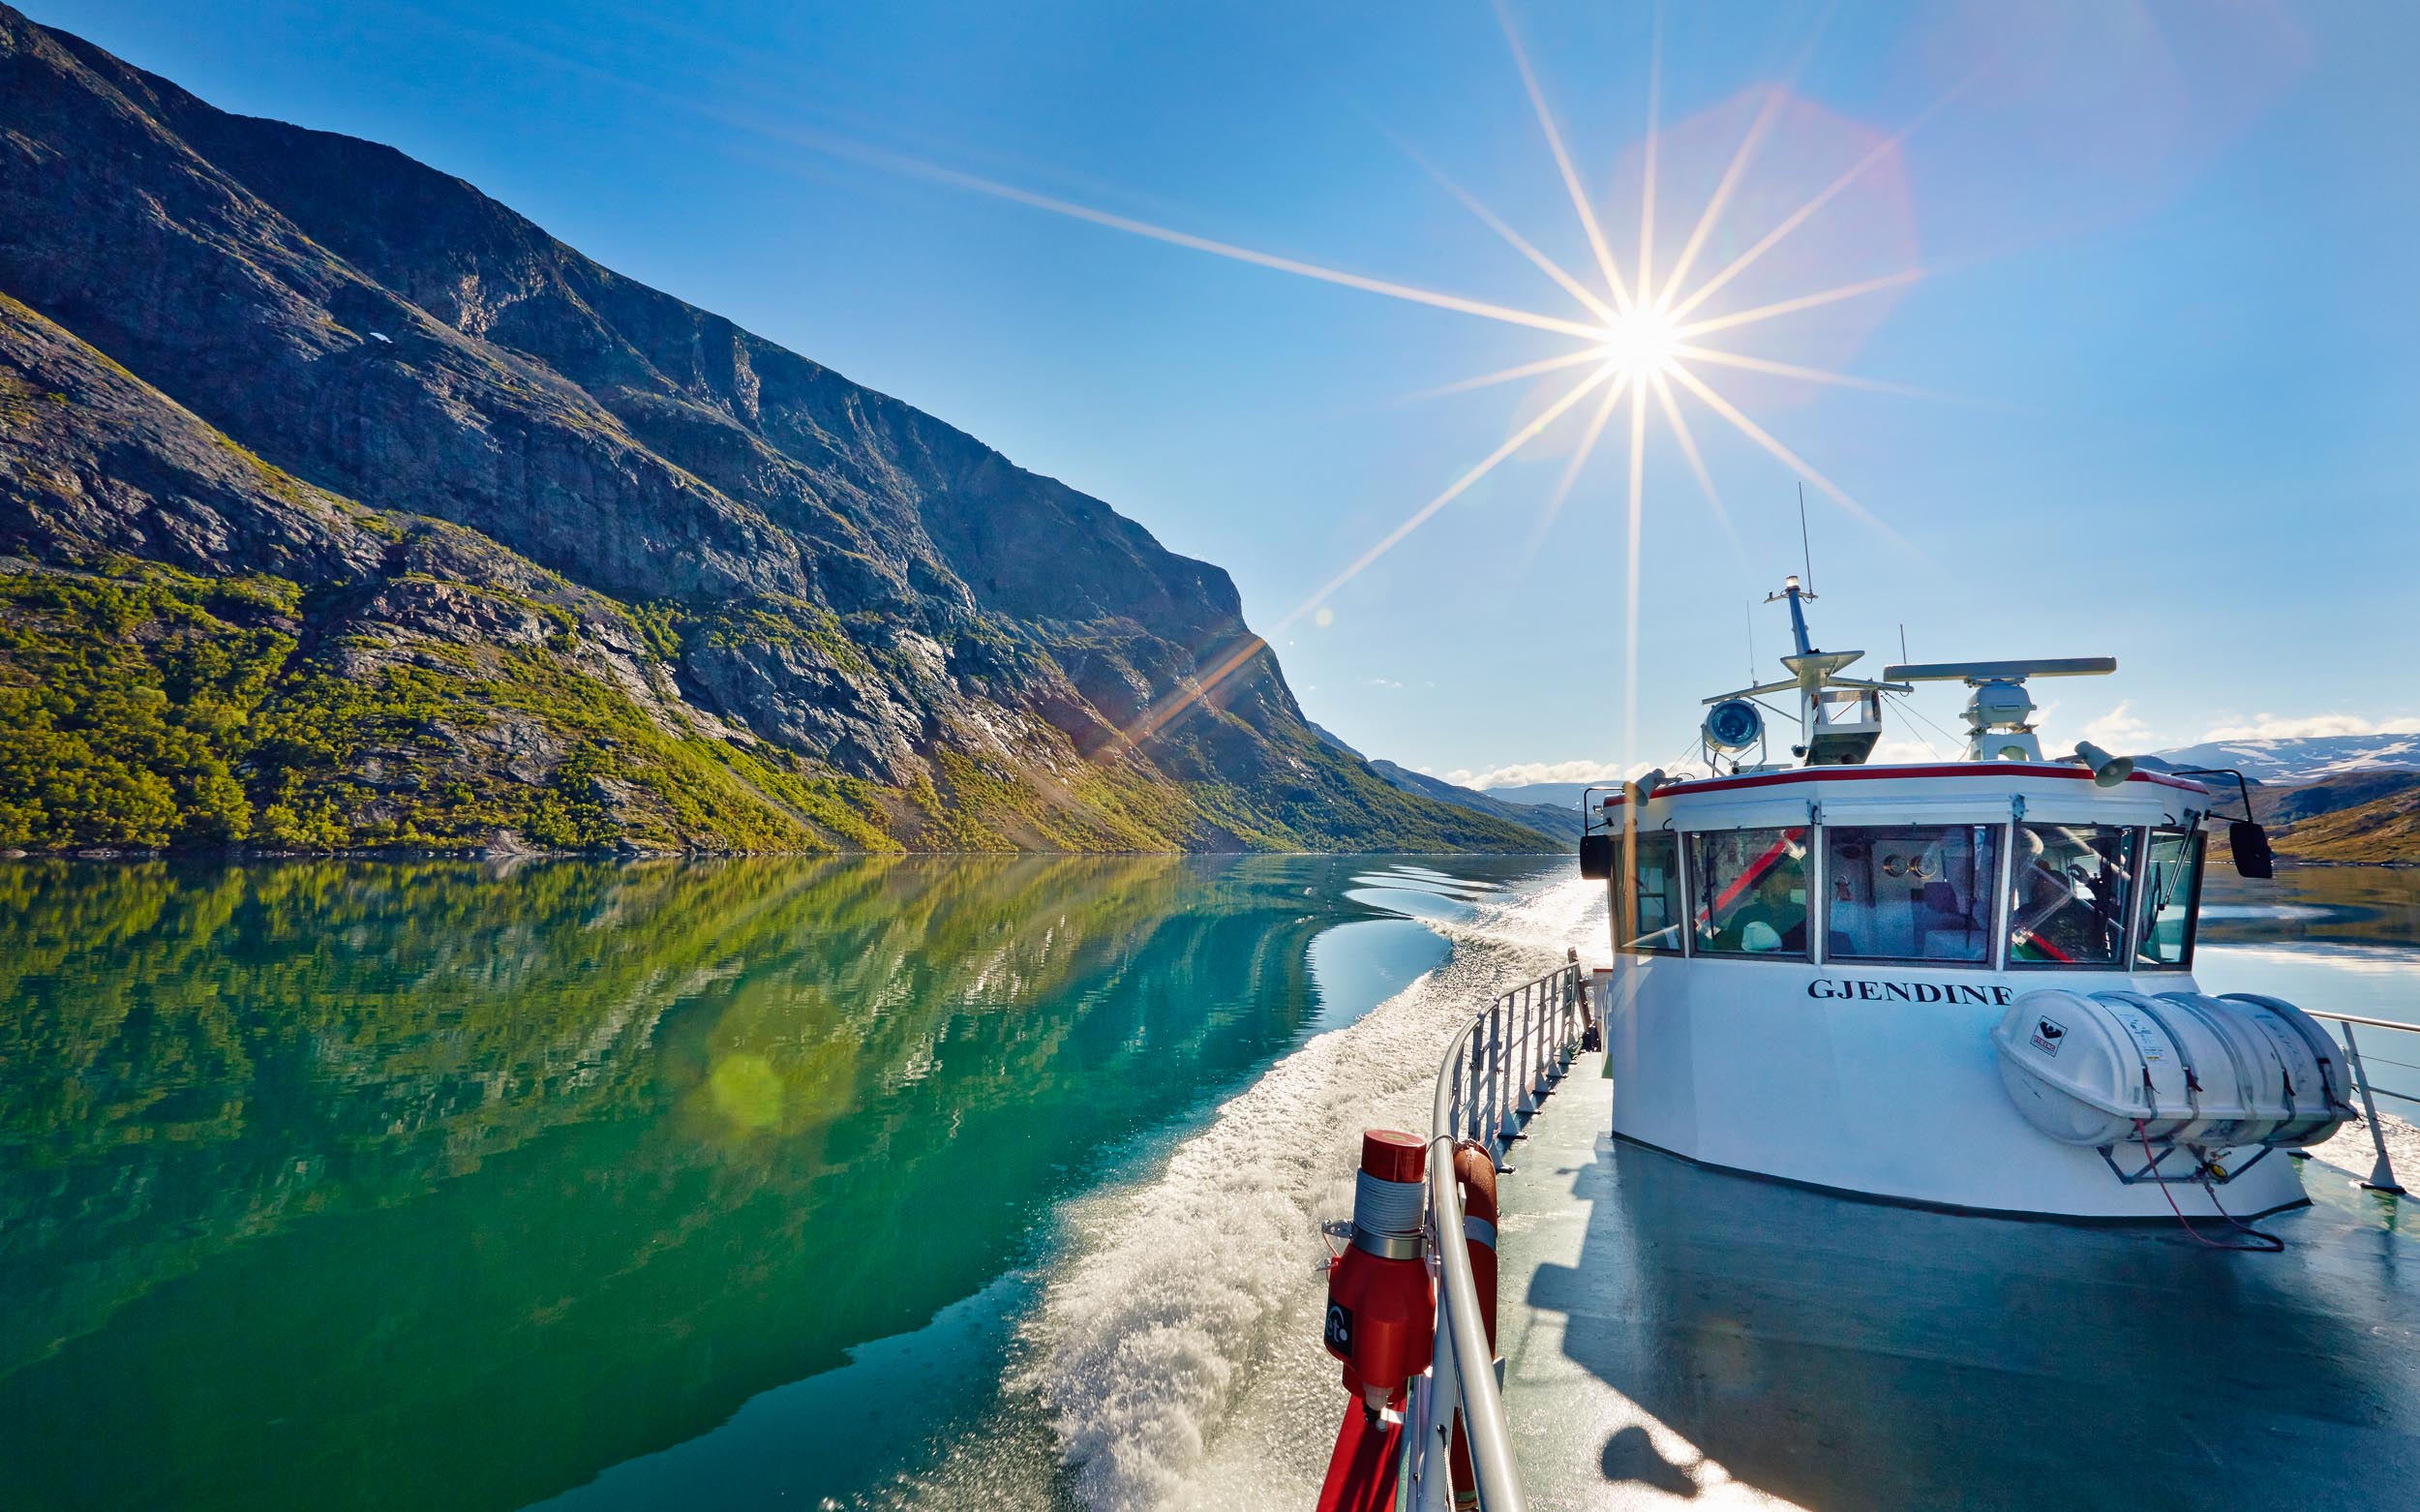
[[2010, 824, 2136, 967], [2135, 829, 2205, 968], [1689, 828, 1810, 958], [1618, 831, 1685, 953], [1823, 824, 1999, 964]]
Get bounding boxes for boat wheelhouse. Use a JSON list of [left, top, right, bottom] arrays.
[[1580, 578, 2352, 1220]]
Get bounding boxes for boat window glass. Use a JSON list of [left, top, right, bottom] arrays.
[[2135, 829, 2204, 968], [1822, 824, 2000, 964], [2009, 824, 2137, 967], [1689, 828, 1810, 958], [1619, 831, 1685, 953]]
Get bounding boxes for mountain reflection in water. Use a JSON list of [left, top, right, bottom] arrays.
[[0, 854, 1532, 1511]]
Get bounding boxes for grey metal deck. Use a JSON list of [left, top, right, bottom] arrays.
[[1496, 1054, 2420, 1510]]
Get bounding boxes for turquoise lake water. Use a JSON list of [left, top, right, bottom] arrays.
[[0, 857, 2410, 1509], [0, 854, 1592, 1509]]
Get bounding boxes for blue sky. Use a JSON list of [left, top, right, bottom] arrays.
[[33, 0, 2420, 786]]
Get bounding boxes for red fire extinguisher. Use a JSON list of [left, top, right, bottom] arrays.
[[1316, 1130, 1435, 1512]]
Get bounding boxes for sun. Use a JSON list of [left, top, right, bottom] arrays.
[[1594, 304, 1681, 380]]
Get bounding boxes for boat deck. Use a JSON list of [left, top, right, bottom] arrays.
[[1495, 1053, 2420, 1510]]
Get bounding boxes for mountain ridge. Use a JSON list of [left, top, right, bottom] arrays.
[[0, 6, 1553, 855]]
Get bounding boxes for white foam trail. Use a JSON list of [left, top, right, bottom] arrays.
[[1007, 869, 1606, 1509]]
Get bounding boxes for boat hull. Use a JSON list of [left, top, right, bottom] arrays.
[[1600, 956, 2311, 1220]]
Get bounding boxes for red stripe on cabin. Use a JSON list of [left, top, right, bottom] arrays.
[[1600, 762, 2208, 810]]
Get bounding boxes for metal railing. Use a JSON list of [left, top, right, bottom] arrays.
[[1402, 961, 1591, 1512], [2304, 1007, 2415, 1194]]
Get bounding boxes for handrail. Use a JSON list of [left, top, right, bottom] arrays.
[[1425, 1013, 1523, 1512], [2301, 1008, 2420, 1035], [1407, 961, 1590, 1511]]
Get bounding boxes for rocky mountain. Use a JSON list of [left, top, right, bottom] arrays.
[[2267, 769, 2420, 824], [0, 6, 1549, 855], [2266, 781, 2420, 865], [2212, 768, 2420, 866]]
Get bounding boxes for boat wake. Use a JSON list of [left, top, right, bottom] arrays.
[[989, 868, 1605, 1510]]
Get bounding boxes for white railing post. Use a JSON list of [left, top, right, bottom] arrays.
[[1550, 969, 1571, 1077], [1491, 1000, 1515, 1156], [1481, 1001, 1500, 1156], [1467, 1033, 1486, 1145], [1533, 981, 1550, 1096], [1514, 984, 1539, 1117], [2338, 1021, 2408, 1194]]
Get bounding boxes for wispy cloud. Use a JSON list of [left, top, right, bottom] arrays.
[[2198, 712, 2420, 742]]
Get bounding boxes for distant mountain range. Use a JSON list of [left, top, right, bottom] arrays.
[[0, 6, 1553, 857], [2144, 732, 2420, 783], [1477, 780, 1599, 810], [1301, 725, 1579, 845], [1366, 762, 1586, 843]]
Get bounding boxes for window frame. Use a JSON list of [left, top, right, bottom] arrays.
[[1617, 827, 1688, 956], [1684, 825, 1814, 964], [1817, 822, 2003, 970], [2005, 821, 2142, 971], [2132, 826, 2206, 972]]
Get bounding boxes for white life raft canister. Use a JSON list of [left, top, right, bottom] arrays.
[[1992, 989, 2351, 1149]]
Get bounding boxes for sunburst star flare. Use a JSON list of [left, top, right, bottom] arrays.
[[787, 9, 1955, 754]]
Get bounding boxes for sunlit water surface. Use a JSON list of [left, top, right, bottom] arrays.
[[0, 859, 2410, 1509]]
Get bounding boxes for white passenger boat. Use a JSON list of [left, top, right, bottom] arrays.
[[1585, 574, 2349, 1222], [1310, 577, 2415, 1512]]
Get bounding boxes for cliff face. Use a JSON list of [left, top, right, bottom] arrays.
[[0, 7, 1548, 853]]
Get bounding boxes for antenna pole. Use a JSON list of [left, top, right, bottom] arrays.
[[1899, 622, 1909, 663], [1797, 482, 1813, 592], [1783, 578, 1813, 657]]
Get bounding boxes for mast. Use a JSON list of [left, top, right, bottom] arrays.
[[1703, 576, 1909, 767], [1779, 574, 1814, 658]]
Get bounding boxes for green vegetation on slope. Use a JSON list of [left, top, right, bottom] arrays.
[[0, 561, 896, 854], [0, 566, 287, 848]]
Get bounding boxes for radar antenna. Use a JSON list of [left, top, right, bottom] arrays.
[[1883, 657, 2118, 761]]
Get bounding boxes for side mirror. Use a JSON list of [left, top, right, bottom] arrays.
[[1579, 833, 1614, 880], [2228, 820, 2275, 880]]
